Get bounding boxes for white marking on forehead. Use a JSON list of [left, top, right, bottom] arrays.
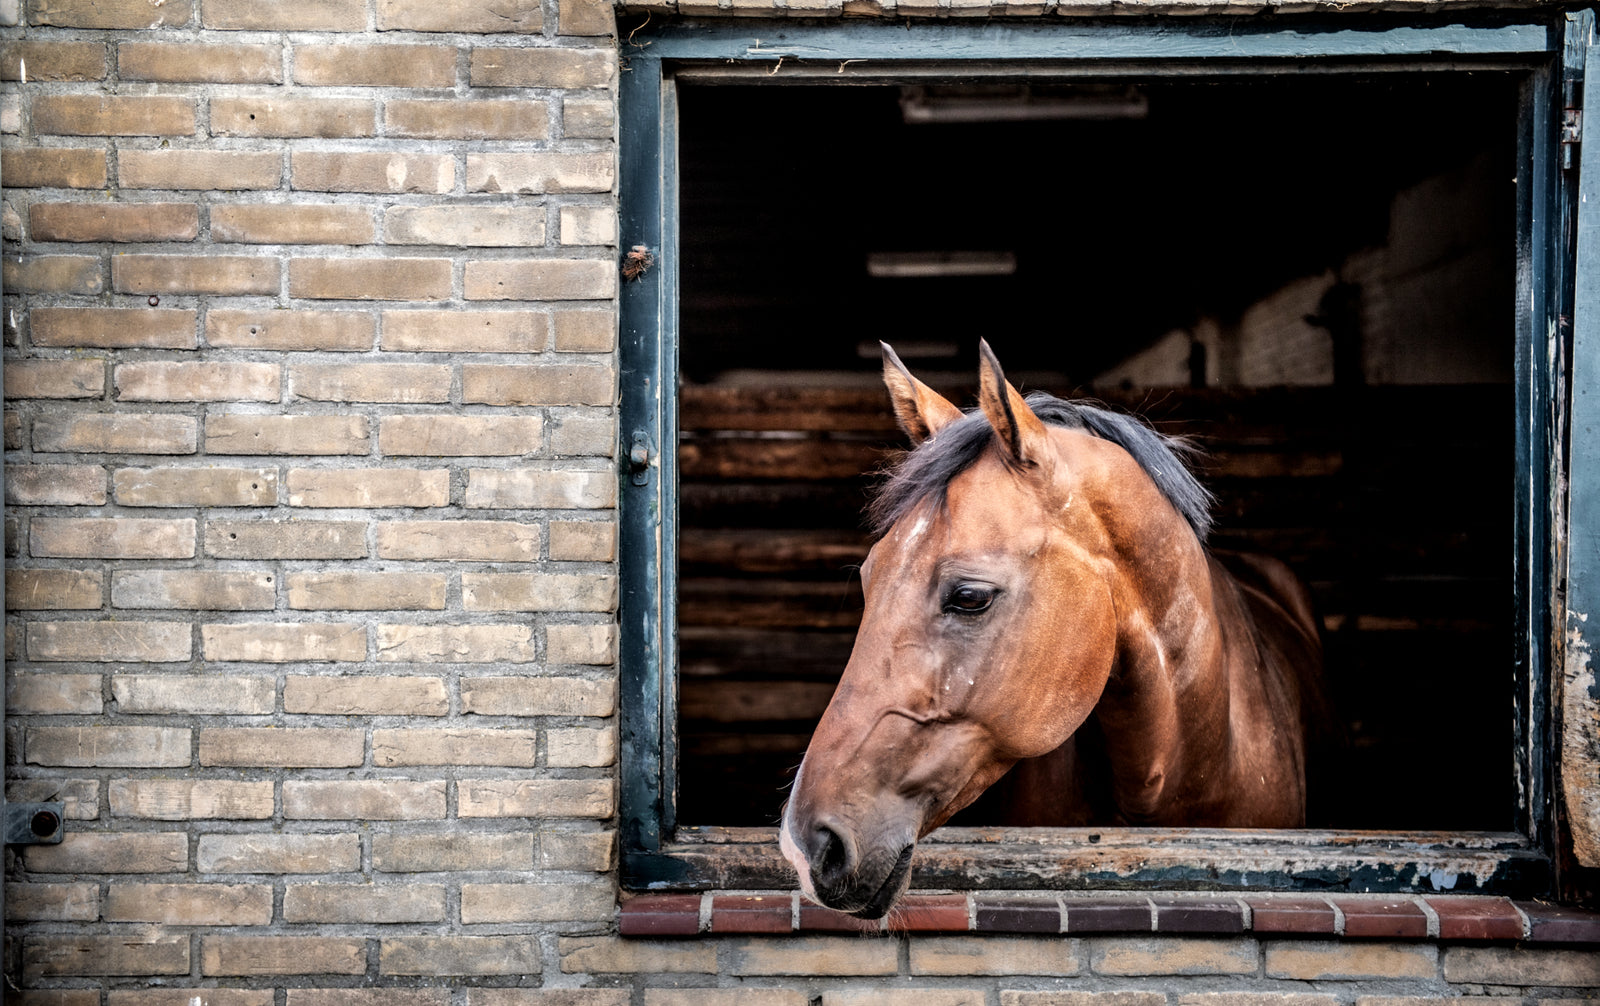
[[906, 516, 930, 541]]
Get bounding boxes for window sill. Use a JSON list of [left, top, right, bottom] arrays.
[[619, 890, 1600, 942]]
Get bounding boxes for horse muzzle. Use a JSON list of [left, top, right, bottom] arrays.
[[780, 803, 918, 919]]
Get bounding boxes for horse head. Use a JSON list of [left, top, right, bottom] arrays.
[[779, 340, 1197, 918]]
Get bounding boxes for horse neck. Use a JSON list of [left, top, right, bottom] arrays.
[[1088, 500, 1234, 823]]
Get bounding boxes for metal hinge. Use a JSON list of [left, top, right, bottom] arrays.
[[1563, 81, 1583, 170], [4, 802, 65, 845], [629, 430, 654, 486]]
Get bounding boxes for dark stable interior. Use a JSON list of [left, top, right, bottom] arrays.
[[673, 75, 1517, 832]]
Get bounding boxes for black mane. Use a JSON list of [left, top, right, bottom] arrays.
[[868, 392, 1214, 542]]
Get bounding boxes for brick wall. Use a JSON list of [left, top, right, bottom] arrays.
[[3, 0, 1598, 1003]]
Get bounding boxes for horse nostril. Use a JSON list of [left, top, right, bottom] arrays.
[[809, 820, 856, 887]]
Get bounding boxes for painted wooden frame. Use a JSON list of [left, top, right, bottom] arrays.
[[618, 11, 1595, 898]]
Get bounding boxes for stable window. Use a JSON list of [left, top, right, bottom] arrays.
[[618, 13, 1600, 899]]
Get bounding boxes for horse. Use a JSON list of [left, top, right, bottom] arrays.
[[778, 340, 1324, 919]]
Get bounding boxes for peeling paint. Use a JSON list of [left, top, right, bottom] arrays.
[[1561, 614, 1600, 866]]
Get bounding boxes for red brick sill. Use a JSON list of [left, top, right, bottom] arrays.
[[619, 892, 1600, 942]]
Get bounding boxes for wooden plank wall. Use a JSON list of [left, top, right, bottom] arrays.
[[675, 383, 1512, 830]]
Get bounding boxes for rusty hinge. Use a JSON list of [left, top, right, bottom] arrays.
[[1563, 81, 1583, 170]]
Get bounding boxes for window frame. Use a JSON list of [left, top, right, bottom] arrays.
[[617, 11, 1592, 898]]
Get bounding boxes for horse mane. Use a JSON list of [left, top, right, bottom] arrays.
[[868, 392, 1215, 542]]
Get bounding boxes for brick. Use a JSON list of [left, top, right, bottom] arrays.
[[23, 832, 188, 873], [825, 995, 978, 1006], [1177, 996, 1337, 1006], [112, 993, 273, 1006], [1334, 898, 1427, 938], [468, 675, 615, 716], [553, 309, 615, 351], [549, 521, 615, 560], [24, 936, 188, 979], [377, 520, 541, 560], [621, 894, 702, 936], [466, 468, 615, 509], [547, 726, 615, 767], [34, 95, 194, 136], [6, 883, 100, 922], [975, 896, 1062, 933], [288, 571, 445, 610], [1243, 896, 1336, 935], [285, 780, 446, 819], [713, 894, 792, 934], [285, 674, 448, 715], [1153, 898, 1246, 933], [725, 936, 900, 976], [292, 362, 452, 402], [469, 992, 625, 1006], [376, 624, 535, 663], [31, 307, 196, 349], [563, 98, 613, 139], [201, 0, 366, 30], [287, 468, 449, 507], [30, 0, 192, 27], [1516, 900, 1600, 942], [911, 935, 1079, 975], [463, 572, 615, 611], [109, 779, 274, 819], [468, 152, 614, 194], [7, 466, 107, 508], [374, 727, 537, 766], [202, 936, 367, 976], [470, 48, 612, 88], [463, 883, 613, 923], [29, 620, 191, 661], [295, 43, 455, 86], [205, 519, 367, 559], [387, 99, 548, 140], [539, 833, 613, 874], [378, 0, 542, 31], [292, 151, 454, 194], [119, 42, 282, 83], [374, 832, 535, 872], [458, 778, 613, 818], [1264, 941, 1436, 980], [1002, 997, 1168, 1006], [387, 205, 546, 247], [199, 833, 360, 874], [558, 936, 715, 975], [559, 205, 616, 247], [211, 205, 375, 245], [112, 570, 274, 610], [1091, 937, 1258, 976], [550, 410, 615, 455], [9, 672, 102, 713], [31, 202, 198, 242], [201, 622, 366, 662], [464, 363, 613, 405], [1441, 946, 1600, 986], [207, 414, 371, 455], [382, 936, 541, 976], [8, 778, 100, 821], [1423, 896, 1523, 941], [33, 414, 197, 454], [381, 415, 543, 456], [559, 0, 614, 34], [212, 96, 375, 138], [384, 309, 548, 352], [113, 673, 274, 714], [290, 257, 451, 301], [0, 41, 107, 80], [7, 568, 102, 610], [285, 884, 447, 923], [113, 466, 278, 506], [292, 995, 448, 1006], [106, 884, 271, 925], [32, 517, 194, 558], [465, 259, 615, 301], [112, 255, 279, 296], [200, 727, 364, 767], [120, 150, 282, 190], [4, 254, 103, 294], [547, 623, 616, 664], [116, 361, 279, 402], [27, 725, 190, 767], [2, 147, 107, 188]]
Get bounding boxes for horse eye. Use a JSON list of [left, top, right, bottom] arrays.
[[943, 583, 997, 614]]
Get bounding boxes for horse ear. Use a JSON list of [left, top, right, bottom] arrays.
[[977, 338, 1050, 468], [882, 341, 962, 445]]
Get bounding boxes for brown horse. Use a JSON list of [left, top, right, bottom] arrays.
[[779, 340, 1323, 919]]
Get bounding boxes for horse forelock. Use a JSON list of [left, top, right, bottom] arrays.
[[868, 393, 1214, 542]]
